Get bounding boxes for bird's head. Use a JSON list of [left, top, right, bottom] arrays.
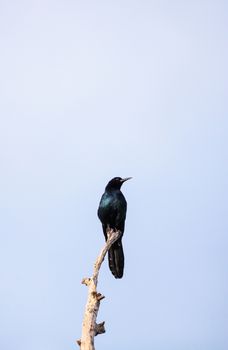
[[105, 177, 132, 191]]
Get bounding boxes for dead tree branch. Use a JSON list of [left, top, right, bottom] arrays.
[[77, 229, 121, 350]]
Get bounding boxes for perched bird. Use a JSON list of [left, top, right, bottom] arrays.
[[97, 177, 131, 278]]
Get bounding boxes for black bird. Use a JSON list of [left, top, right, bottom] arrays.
[[97, 177, 131, 278]]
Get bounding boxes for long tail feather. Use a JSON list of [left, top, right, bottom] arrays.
[[108, 239, 124, 278]]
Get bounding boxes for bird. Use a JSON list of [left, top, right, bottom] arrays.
[[97, 177, 131, 278]]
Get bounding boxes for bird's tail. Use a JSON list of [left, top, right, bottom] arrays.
[[108, 238, 124, 279]]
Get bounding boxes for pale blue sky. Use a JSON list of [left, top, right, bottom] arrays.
[[0, 1, 227, 349]]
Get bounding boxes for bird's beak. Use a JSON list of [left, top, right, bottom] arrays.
[[121, 177, 132, 183]]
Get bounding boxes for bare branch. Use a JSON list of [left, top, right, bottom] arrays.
[[78, 229, 121, 350]]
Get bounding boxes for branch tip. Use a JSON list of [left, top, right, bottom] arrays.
[[95, 321, 106, 336], [81, 277, 91, 286], [96, 293, 105, 301], [76, 339, 81, 346]]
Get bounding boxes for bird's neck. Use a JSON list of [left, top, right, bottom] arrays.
[[105, 186, 121, 193]]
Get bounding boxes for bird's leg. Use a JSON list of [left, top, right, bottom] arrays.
[[106, 224, 113, 240], [106, 226, 119, 240]]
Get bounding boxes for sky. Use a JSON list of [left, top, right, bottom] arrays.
[[0, 0, 227, 349]]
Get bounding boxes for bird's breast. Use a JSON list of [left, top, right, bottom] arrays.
[[98, 191, 127, 224]]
